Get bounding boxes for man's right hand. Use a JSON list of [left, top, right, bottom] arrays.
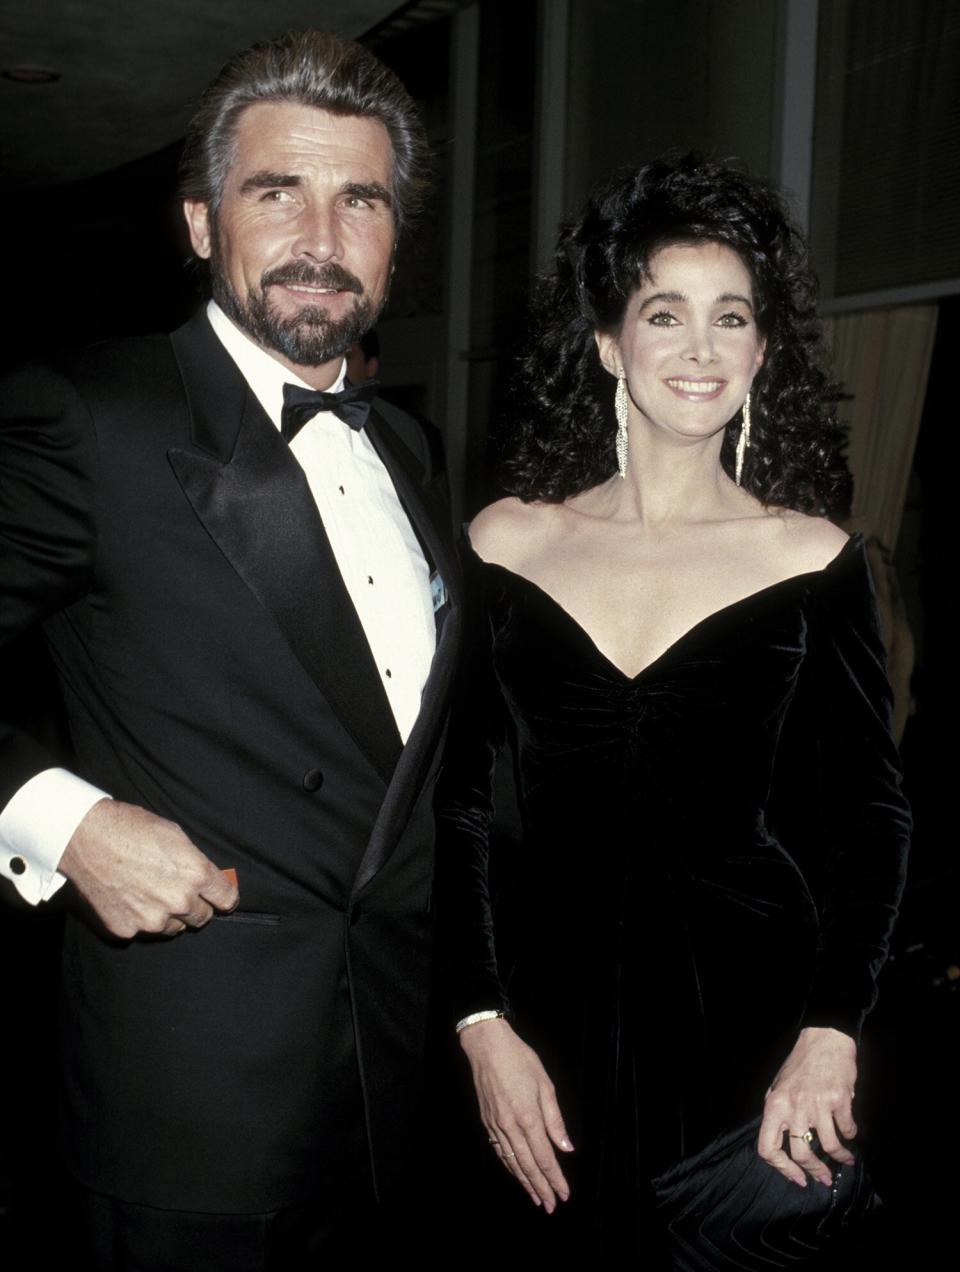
[[59, 799, 239, 939]]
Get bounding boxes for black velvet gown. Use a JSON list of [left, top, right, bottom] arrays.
[[434, 532, 910, 1264]]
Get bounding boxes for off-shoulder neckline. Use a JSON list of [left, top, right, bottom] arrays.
[[466, 531, 863, 683]]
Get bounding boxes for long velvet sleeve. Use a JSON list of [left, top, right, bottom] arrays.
[[782, 538, 911, 1041], [433, 544, 511, 1025]]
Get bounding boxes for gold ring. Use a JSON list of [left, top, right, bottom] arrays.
[[503, 1151, 517, 1159]]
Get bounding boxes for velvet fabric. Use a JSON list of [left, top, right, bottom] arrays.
[[434, 533, 909, 1261]]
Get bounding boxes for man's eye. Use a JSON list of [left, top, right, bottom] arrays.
[[261, 189, 294, 203]]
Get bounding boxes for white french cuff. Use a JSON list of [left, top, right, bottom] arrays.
[[0, 768, 112, 904]]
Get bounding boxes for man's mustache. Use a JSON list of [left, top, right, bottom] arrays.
[[260, 262, 364, 295]]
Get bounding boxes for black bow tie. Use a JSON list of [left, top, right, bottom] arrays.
[[281, 379, 379, 442]]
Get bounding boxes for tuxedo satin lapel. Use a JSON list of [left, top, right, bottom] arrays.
[[365, 408, 459, 597], [352, 408, 462, 895], [167, 324, 401, 785], [353, 596, 461, 896], [169, 311, 247, 460]]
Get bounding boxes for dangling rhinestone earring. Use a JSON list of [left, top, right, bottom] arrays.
[[735, 391, 752, 486], [615, 375, 629, 479]]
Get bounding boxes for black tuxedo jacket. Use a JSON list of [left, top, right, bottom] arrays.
[[0, 311, 461, 1212]]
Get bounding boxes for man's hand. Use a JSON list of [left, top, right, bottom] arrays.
[[59, 799, 239, 939]]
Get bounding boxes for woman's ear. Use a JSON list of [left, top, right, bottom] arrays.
[[594, 330, 621, 379]]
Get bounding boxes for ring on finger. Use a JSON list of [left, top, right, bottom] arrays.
[[502, 1151, 517, 1159], [788, 1130, 816, 1145]]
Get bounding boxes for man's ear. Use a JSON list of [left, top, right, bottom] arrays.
[[594, 329, 621, 379], [183, 200, 213, 260]]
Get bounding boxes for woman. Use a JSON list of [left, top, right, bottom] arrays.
[[434, 155, 910, 1264]]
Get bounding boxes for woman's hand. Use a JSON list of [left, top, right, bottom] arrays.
[[458, 1016, 574, 1212], [757, 1026, 858, 1187]]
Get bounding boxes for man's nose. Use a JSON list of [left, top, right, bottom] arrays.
[[292, 203, 342, 262]]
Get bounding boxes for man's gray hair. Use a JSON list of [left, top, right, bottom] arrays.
[[179, 30, 430, 232]]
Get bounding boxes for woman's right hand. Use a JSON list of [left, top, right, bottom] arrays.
[[458, 1016, 574, 1212]]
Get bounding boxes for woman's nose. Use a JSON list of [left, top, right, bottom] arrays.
[[682, 322, 717, 365]]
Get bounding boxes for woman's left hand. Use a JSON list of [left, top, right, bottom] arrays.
[[757, 1026, 858, 1188]]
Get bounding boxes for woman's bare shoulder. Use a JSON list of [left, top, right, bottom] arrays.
[[468, 498, 560, 568], [769, 509, 849, 574]]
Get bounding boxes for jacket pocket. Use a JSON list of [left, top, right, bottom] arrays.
[[213, 911, 282, 926]]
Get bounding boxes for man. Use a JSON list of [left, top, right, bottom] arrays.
[[0, 30, 459, 1269]]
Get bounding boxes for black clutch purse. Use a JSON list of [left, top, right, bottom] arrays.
[[651, 1117, 880, 1270]]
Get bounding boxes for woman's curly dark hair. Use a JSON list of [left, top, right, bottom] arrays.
[[502, 154, 851, 515]]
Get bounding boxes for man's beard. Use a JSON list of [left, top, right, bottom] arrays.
[[211, 255, 381, 368]]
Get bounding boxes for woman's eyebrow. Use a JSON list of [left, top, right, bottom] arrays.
[[637, 290, 755, 311], [716, 291, 754, 309], [638, 291, 686, 312]]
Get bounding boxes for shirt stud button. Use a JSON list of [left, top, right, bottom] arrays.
[[10, 856, 26, 876]]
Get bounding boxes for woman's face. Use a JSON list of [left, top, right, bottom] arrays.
[[596, 241, 765, 444]]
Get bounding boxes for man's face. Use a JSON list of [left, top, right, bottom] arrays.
[[183, 102, 396, 384]]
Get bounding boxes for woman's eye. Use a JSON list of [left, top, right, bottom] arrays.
[[717, 312, 748, 328], [648, 311, 678, 326]]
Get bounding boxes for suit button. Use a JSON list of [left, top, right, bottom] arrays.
[[302, 768, 324, 792], [9, 856, 26, 876]]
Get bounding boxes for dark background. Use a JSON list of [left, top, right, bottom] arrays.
[[2, 0, 957, 1261]]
